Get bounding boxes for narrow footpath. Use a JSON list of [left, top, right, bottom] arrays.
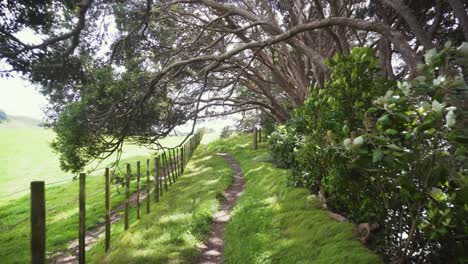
[[195, 153, 245, 264]]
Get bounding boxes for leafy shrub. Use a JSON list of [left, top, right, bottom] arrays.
[[268, 124, 298, 169], [269, 45, 468, 262], [261, 114, 276, 136]]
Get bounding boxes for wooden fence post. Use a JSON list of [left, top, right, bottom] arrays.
[[175, 148, 180, 178], [189, 139, 192, 158], [146, 159, 150, 213], [181, 147, 185, 174], [163, 153, 169, 190], [31, 181, 45, 264], [154, 157, 160, 202], [173, 149, 178, 180], [169, 149, 176, 183], [125, 164, 130, 230], [253, 127, 258, 150], [105, 168, 110, 252], [158, 155, 163, 196], [192, 138, 195, 156], [183, 145, 187, 167], [79, 173, 86, 264], [136, 161, 140, 220], [164, 152, 172, 186]]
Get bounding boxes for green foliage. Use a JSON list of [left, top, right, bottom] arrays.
[[261, 114, 276, 136], [268, 125, 298, 169], [50, 66, 172, 173], [269, 46, 468, 262]]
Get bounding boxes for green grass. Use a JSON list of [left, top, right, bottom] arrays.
[[0, 127, 190, 264], [0, 153, 172, 264], [0, 128, 185, 199], [207, 134, 381, 264], [87, 145, 234, 263], [1, 131, 380, 263]]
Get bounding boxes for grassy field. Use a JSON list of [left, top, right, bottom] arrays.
[[0, 157, 148, 264], [0, 127, 194, 264], [0, 128, 184, 200], [207, 134, 381, 263]]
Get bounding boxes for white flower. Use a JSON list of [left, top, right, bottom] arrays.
[[431, 100, 444, 112], [445, 108, 456, 128], [458, 42, 468, 57], [343, 138, 352, 148], [433, 76, 445, 86], [352, 136, 364, 147]]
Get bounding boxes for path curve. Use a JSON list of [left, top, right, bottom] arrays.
[[195, 153, 244, 264]]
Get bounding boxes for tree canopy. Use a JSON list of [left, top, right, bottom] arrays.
[[1, 0, 467, 172]]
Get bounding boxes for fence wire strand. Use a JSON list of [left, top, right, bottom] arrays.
[[0, 217, 29, 233], [0, 187, 30, 199]]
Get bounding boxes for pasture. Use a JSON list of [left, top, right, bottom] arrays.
[[0, 127, 185, 201], [0, 127, 193, 263]]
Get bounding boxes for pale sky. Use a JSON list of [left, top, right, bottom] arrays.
[[0, 28, 47, 119], [0, 76, 47, 119]]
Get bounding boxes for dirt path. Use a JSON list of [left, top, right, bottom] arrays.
[[195, 153, 244, 264], [50, 189, 150, 263]]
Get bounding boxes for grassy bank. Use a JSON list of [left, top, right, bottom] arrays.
[[88, 145, 234, 263], [207, 134, 381, 264]]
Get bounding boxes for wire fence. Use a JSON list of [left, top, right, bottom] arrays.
[[0, 132, 203, 264], [0, 187, 30, 200], [0, 217, 29, 233]]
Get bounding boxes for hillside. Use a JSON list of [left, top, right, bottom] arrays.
[[0, 110, 42, 128]]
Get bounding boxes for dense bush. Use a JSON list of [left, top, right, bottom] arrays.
[[269, 124, 298, 169], [269, 46, 467, 262]]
